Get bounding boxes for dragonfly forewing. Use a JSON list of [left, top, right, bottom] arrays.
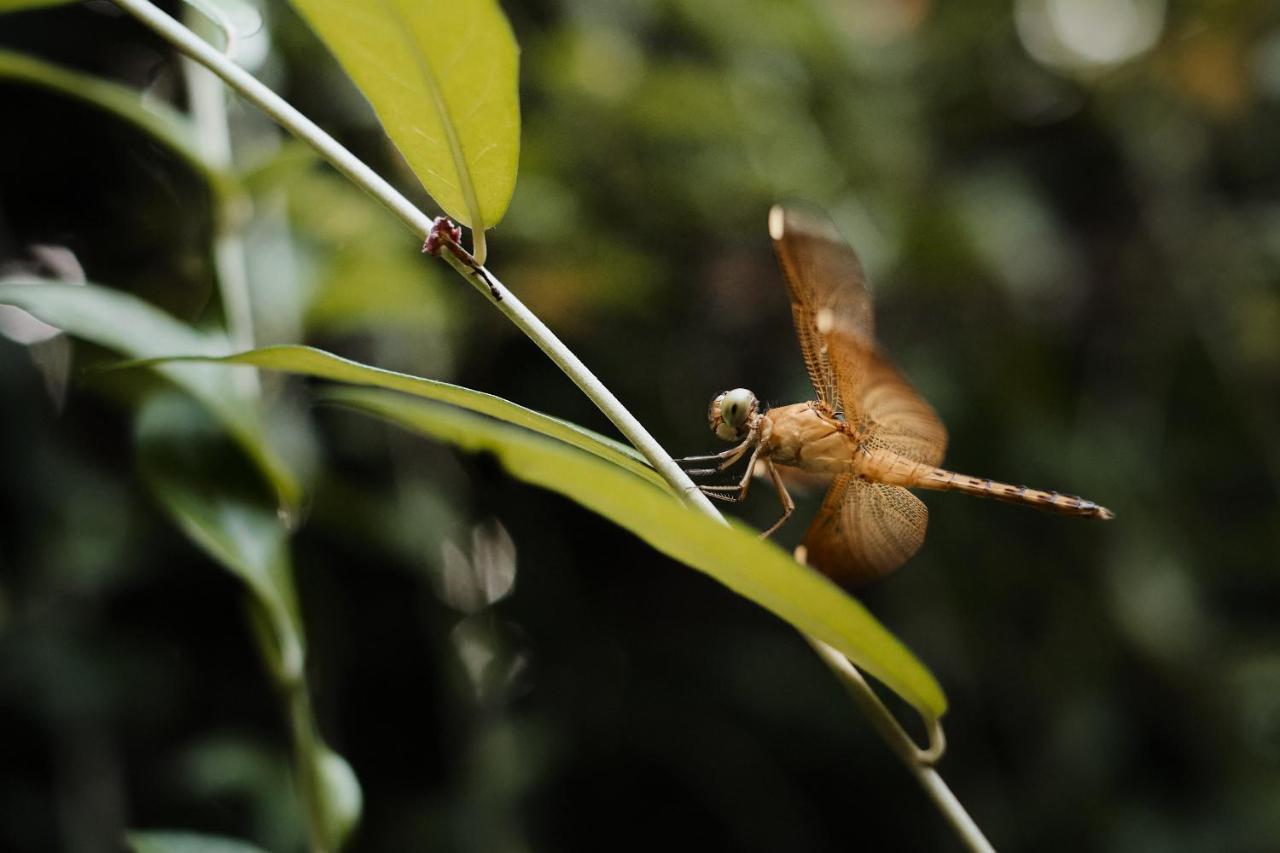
[[770, 204, 876, 416]]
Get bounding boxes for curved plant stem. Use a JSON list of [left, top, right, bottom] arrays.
[[249, 605, 332, 853], [112, 2, 993, 849], [807, 638, 994, 853], [286, 675, 333, 853]]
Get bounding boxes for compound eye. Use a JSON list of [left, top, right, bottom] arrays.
[[720, 388, 755, 427]]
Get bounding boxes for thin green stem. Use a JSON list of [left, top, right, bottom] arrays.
[[248, 604, 331, 853], [182, 11, 330, 849], [181, 10, 257, 385], [113, 2, 992, 849], [287, 678, 333, 853], [807, 638, 994, 853], [184, 0, 239, 60]]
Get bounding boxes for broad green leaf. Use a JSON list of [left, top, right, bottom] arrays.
[[139, 345, 670, 491], [288, 0, 520, 239], [328, 388, 948, 721], [0, 49, 229, 197], [127, 830, 270, 853], [0, 281, 300, 509]]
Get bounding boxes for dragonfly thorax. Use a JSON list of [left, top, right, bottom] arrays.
[[709, 388, 759, 442]]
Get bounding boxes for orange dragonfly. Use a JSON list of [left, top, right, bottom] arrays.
[[679, 204, 1113, 586]]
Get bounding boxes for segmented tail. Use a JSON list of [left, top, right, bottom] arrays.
[[921, 468, 1114, 520]]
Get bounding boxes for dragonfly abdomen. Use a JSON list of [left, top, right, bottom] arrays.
[[920, 468, 1114, 519], [852, 445, 935, 486]]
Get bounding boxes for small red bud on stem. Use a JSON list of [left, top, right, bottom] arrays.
[[422, 216, 463, 257], [421, 216, 503, 301]]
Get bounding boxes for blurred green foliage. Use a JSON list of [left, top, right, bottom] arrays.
[[2, 0, 1279, 851]]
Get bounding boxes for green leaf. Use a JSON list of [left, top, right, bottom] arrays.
[[136, 394, 304, 678], [126, 830, 270, 853], [0, 49, 229, 198], [0, 281, 300, 509], [137, 345, 670, 491], [287, 0, 520, 238], [328, 388, 948, 721]]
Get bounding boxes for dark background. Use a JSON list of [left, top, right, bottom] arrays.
[[2, 0, 1279, 850]]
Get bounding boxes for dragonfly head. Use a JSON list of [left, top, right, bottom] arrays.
[[709, 388, 758, 442]]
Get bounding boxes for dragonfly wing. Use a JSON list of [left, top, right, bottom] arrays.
[[770, 203, 948, 466], [769, 204, 875, 415], [803, 474, 929, 586], [858, 344, 949, 466]]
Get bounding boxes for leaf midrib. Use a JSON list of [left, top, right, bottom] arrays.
[[379, 0, 484, 233]]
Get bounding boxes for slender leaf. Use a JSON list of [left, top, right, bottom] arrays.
[[328, 388, 948, 721], [139, 345, 669, 490], [288, 0, 520, 234], [0, 281, 300, 508], [0, 49, 229, 197], [126, 830, 270, 853]]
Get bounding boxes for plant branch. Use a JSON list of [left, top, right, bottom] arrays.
[[248, 603, 332, 853], [113, 2, 993, 848], [807, 638, 995, 853], [286, 675, 334, 853]]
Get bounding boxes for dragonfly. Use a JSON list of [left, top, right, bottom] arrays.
[[679, 204, 1113, 586]]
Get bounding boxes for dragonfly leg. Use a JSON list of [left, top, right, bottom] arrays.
[[758, 459, 795, 539], [675, 448, 739, 463], [679, 435, 755, 477], [696, 444, 762, 502]]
